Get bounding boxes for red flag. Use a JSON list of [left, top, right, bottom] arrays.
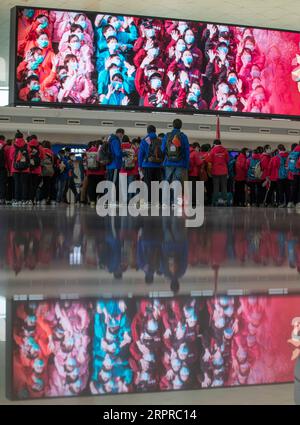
[[216, 115, 220, 140]]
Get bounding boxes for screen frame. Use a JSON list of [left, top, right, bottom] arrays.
[[10, 5, 300, 121]]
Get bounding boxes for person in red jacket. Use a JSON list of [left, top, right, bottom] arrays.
[[265, 150, 279, 207], [28, 135, 44, 205], [189, 142, 204, 207], [10, 131, 31, 206], [86, 141, 106, 207], [208, 140, 229, 206], [0, 135, 10, 205], [234, 148, 248, 207]]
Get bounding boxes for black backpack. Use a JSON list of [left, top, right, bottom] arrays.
[[98, 139, 113, 166], [0, 145, 5, 169], [30, 146, 41, 170], [166, 132, 183, 162], [147, 137, 164, 164], [14, 146, 30, 171]]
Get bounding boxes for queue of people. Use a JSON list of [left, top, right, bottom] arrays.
[[1, 120, 300, 208]]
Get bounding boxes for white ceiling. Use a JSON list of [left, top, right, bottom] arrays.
[[1, 0, 300, 86]]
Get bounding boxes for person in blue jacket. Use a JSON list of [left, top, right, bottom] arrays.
[[138, 125, 163, 206], [106, 129, 124, 205], [56, 150, 70, 204], [161, 119, 190, 207]]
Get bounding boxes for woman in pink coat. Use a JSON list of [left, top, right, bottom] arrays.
[[234, 148, 248, 206]]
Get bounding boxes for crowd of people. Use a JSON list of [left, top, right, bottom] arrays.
[[1, 119, 300, 208], [16, 8, 289, 114], [12, 294, 296, 399]]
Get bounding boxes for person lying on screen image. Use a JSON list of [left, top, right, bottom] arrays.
[[57, 55, 93, 103]]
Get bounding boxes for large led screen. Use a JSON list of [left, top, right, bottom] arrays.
[[10, 6, 300, 118], [8, 294, 300, 400]]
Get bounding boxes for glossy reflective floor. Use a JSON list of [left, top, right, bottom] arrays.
[[0, 206, 299, 405]]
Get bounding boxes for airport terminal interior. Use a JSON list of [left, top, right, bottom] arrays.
[[1, 0, 300, 406]]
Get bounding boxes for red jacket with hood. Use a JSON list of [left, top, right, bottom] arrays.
[[10, 137, 31, 174], [260, 152, 271, 180], [209, 144, 229, 176], [235, 152, 248, 181], [189, 147, 204, 177], [28, 138, 44, 176], [268, 151, 289, 182]]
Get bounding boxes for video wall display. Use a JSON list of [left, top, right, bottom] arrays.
[[10, 6, 300, 118], [9, 294, 300, 400]]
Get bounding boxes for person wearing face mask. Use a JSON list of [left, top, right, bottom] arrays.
[[244, 84, 270, 114], [96, 35, 128, 71], [17, 46, 54, 85], [58, 23, 93, 52], [133, 22, 159, 54], [20, 14, 51, 57], [17, 8, 37, 56], [186, 83, 208, 111], [98, 57, 135, 97], [236, 47, 253, 74], [205, 47, 229, 90], [58, 34, 93, 77], [57, 55, 93, 103], [134, 43, 165, 71], [210, 82, 230, 111], [18, 75, 41, 102], [237, 35, 265, 73], [183, 29, 203, 69], [100, 73, 130, 106], [136, 69, 169, 108], [97, 20, 137, 57], [73, 13, 94, 41], [167, 38, 187, 63]]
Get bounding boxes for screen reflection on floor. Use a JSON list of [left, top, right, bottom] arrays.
[[7, 294, 300, 400]]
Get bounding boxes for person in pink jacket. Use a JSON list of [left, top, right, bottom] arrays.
[[10, 131, 31, 206], [86, 141, 106, 207], [189, 143, 204, 207], [28, 135, 44, 205], [208, 140, 229, 206], [234, 148, 248, 206], [265, 150, 279, 207]]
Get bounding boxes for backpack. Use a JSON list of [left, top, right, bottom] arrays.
[[0, 145, 5, 169], [122, 147, 136, 170], [14, 146, 30, 171], [228, 157, 237, 179], [147, 137, 163, 164], [248, 158, 262, 180], [30, 146, 41, 170], [42, 152, 54, 177], [166, 132, 183, 162], [86, 152, 100, 170], [98, 140, 113, 166], [278, 155, 288, 180], [288, 150, 300, 174]]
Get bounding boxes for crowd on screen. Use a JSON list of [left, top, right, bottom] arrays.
[[13, 294, 286, 399], [1, 119, 300, 208], [16, 8, 270, 113]]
